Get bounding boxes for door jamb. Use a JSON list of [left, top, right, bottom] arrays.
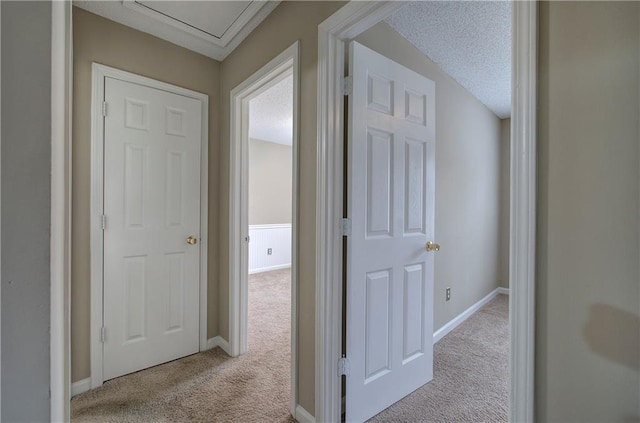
[[228, 41, 300, 416], [89, 63, 210, 389], [51, 1, 73, 421], [315, 2, 538, 422]]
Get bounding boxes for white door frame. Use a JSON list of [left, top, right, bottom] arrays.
[[89, 63, 209, 389], [51, 1, 73, 421], [228, 42, 300, 416], [315, 2, 537, 422]]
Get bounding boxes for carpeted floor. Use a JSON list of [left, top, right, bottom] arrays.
[[71, 268, 295, 423], [367, 294, 509, 423], [72, 272, 508, 423]]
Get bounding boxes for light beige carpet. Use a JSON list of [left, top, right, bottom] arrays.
[[72, 274, 508, 423], [71, 268, 295, 423], [367, 294, 509, 423]]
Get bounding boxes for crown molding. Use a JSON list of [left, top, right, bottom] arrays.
[[74, 0, 280, 61]]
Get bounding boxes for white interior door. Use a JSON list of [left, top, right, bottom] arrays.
[[103, 77, 202, 380], [346, 41, 436, 422]]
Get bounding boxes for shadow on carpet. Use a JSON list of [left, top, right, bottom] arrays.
[[71, 269, 295, 423]]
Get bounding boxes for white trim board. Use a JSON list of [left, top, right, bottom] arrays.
[[50, 1, 73, 421], [249, 224, 292, 230], [497, 287, 510, 296], [294, 405, 315, 423], [228, 41, 300, 417], [509, 2, 537, 422], [89, 63, 209, 389], [249, 264, 291, 275], [71, 378, 91, 398], [315, 2, 537, 422], [206, 336, 232, 356], [0, 2, 2, 416], [433, 287, 509, 344]]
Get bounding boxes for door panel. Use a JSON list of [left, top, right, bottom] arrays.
[[103, 77, 202, 380], [404, 138, 426, 235], [364, 269, 392, 382], [346, 41, 436, 422], [366, 129, 393, 237], [123, 255, 147, 343], [403, 263, 425, 362]]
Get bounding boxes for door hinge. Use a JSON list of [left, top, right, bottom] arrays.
[[338, 355, 350, 376], [340, 218, 352, 237], [102, 101, 108, 117], [245, 235, 250, 242], [101, 214, 107, 230], [100, 327, 106, 343], [342, 76, 353, 96]]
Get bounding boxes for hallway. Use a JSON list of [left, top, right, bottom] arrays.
[[71, 269, 293, 422]]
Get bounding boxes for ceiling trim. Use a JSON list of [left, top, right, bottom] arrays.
[[74, 0, 281, 61]]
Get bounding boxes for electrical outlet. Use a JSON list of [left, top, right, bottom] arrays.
[[446, 287, 451, 301], [267, 248, 273, 255]]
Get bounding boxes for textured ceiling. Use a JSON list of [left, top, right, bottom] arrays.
[[249, 75, 293, 146], [385, 1, 512, 118]]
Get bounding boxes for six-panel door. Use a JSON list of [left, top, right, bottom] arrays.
[[102, 77, 202, 380], [346, 41, 436, 423]]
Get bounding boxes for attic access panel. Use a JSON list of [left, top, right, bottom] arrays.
[[136, 1, 251, 39]]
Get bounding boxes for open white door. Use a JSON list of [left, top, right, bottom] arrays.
[[102, 77, 202, 380], [346, 41, 436, 422]]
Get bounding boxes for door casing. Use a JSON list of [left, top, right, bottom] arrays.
[[315, 2, 538, 422], [228, 41, 300, 417], [89, 63, 209, 389]]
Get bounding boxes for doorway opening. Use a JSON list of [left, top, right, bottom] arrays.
[[341, 6, 512, 418], [228, 42, 300, 417], [315, 2, 536, 422], [245, 69, 294, 412]]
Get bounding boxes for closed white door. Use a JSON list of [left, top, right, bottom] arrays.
[[346, 41, 436, 422], [103, 77, 202, 380]]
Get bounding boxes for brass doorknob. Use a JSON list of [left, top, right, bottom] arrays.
[[426, 241, 440, 252], [187, 236, 198, 245]]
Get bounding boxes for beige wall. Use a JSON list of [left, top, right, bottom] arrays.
[[356, 23, 504, 331], [537, 2, 640, 421], [71, 7, 221, 383], [218, 1, 345, 412], [499, 118, 511, 288], [249, 139, 292, 225]]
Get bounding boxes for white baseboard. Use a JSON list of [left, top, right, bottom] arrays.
[[249, 263, 291, 275], [497, 287, 510, 295], [294, 404, 315, 423], [206, 336, 232, 356], [71, 377, 91, 397], [433, 287, 505, 344]]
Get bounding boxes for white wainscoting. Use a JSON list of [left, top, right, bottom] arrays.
[[249, 224, 291, 274]]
